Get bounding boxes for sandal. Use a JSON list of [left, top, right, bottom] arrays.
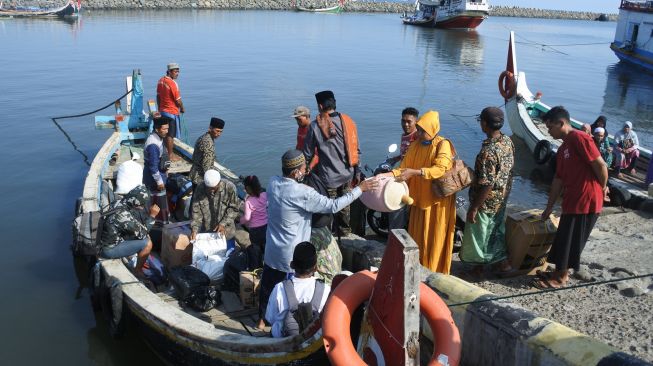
[[530, 278, 552, 290], [535, 270, 554, 281]]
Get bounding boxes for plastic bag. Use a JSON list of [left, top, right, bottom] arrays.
[[192, 232, 227, 263], [187, 285, 221, 312], [194, 254, 227, 281], [168, 265, 211, 300]]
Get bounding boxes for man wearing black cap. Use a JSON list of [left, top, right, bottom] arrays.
[[265, 242, 330, 337], [460, 107, 515, 278], [189, 117, 224, 187], [303, 90, 361, 236], [256, 149, 377, 329], [143, 114, 172, 223]]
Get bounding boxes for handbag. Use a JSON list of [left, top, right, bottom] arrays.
[[431, 139, 474, 198]]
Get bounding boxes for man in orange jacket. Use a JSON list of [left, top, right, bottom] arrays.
[[303, 90, 361, 236]]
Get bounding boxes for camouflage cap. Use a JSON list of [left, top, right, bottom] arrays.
[[123, 185, 150, 208]]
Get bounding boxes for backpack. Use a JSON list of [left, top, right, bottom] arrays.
[[71, 207, 120, 257], [281, 279, 325, 337], [222, 244, 263, 292]]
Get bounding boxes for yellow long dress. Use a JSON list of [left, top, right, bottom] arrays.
[[392, 111, 456, 274]]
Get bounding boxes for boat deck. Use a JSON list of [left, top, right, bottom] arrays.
[[103, 144, 193, 180], [157, 291, 271, 337]]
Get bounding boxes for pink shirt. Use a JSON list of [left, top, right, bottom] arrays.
[[240, 192, 268, 228]]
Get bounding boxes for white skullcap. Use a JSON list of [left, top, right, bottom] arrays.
[[131, 152, 141, 161], [593, 127, 605, 134], [624, 121, 633, 128], [204, 169, 221, 187]]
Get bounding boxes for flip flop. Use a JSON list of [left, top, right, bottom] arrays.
[[530, 278, 551, 290], [535, 270, 553, 281]]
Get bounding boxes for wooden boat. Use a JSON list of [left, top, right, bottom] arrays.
[[0, 0, 79, 17], [76, 70, 331, 365], [501, 31, 652, 204], [610, 0, 653, 73], [296, 0, 343, 13], [401, 0, 488, 29]]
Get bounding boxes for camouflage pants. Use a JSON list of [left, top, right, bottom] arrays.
[[310, 226, 342, 284], [326, 182, 352, 236]]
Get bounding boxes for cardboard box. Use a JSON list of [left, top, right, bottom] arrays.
[[239, 271, 260, 308], [161, 221, 192, 268], [506, 209, 559, 275]]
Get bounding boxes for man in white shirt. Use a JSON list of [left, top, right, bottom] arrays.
[[265, 242, 330, 337]]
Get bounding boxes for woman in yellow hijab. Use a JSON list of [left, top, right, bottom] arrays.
[[385, 110, 457, 273]]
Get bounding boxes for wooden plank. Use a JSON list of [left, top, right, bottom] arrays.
[[240, 316, 270, 337], [213, 318, 251, 335], [211, 307, 258, 322], [221, 291, 245, 313]]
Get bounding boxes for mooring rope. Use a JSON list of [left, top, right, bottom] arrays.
[[446, 272, 653, 308], [51, 88, 134, 166]]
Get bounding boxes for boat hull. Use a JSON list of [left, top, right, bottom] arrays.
[[0, 1, 78, 18], [610, 43, 653, 73], [435, 14, 486, 29]]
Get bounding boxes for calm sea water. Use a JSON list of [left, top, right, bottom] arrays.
[[1, 10, 652, 365]]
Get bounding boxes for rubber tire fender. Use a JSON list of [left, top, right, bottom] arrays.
[[609, 186, 631, 208], [533, 140, 553, 165], [100, 275, 125, 338]]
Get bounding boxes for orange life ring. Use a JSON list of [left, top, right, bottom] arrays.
[[322, 271, 461, 366], [498, 70, 516, 99]]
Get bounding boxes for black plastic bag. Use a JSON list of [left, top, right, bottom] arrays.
[[168, 266, 210, 300], [222, 245, 262, 292], [186, 285, 221, 312]]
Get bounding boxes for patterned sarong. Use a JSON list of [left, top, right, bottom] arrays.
[[460, 207, 508, 265]]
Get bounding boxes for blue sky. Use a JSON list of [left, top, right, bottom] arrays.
[[490, 0, 619, 13]]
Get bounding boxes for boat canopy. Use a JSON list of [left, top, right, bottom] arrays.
[[418, 0, 440, 6]]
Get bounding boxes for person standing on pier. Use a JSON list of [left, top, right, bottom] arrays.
[[382, 110, 457, 274], [303, 90, 362, 236], [460, 107, 514, 278], [157, 62, 185, 161], [536, 106, 608, 289]]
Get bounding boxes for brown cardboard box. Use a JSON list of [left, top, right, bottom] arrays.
[[506, 209, 559, 275], [161, 221, 192, 268], [239, 271, 260, 308]]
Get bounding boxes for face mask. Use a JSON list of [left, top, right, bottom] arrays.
[[295, 171, 305, 183], [421, 139, 433, 146]]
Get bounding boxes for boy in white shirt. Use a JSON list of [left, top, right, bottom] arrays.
[[265, 242, 331, 337]]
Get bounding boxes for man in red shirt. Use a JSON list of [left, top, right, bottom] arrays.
[[536, 106, 608, 289], [293, 105, 318, 169], [157, 63, 185, 161]]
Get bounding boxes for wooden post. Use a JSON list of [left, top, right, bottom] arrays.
[[357, 229, 420, 366]]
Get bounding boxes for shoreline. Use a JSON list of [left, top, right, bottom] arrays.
[[17, 1, 618, 21]]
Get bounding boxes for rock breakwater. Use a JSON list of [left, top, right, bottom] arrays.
[[14, 0, 618, 20]]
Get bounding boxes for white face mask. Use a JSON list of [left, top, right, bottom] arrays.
[[294, 170, 305, 183]]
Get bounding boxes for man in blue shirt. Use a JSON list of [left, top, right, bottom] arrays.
[[256, 149, 377, 329], [143, 115, 172, 223]]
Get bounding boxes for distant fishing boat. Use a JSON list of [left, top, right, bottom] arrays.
[[401, 0, 488, 29], [295, 0, 343, 13], [0, 0, 80, 17], [610, 0, 653, 73], [500, 31, 651, 207]]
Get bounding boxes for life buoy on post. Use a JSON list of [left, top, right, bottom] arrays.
[[498, 71, 516, 100], [322, 271, 461, 366]]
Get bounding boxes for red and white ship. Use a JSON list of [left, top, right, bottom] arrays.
[[401, 0, 489, 29]]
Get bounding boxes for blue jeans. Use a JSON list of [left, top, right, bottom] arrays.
[[101, 238, 148, 259]]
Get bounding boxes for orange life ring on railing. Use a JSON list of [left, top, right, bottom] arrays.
[[322, 271, 461, 366], [498, 70, 516, 100]]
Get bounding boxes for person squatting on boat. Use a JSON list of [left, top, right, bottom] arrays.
[[157, 62, 185, 161], [613, 121, 640, 178], [189, 169, 241, 241], [239, 175, 268, 258], [536, 106, 608, 289], [143, 114, 171, 223], [302, 90, 362, 236], [292, 105, 318, 170], [265, 242, 331, 338], [381, 110, 457, 274], [460, 107, 515, 279], [189, 117, 224, 187], [98, 185, 157, 279], [388, 106, 420, 231], [257, 149, 378, 329]]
